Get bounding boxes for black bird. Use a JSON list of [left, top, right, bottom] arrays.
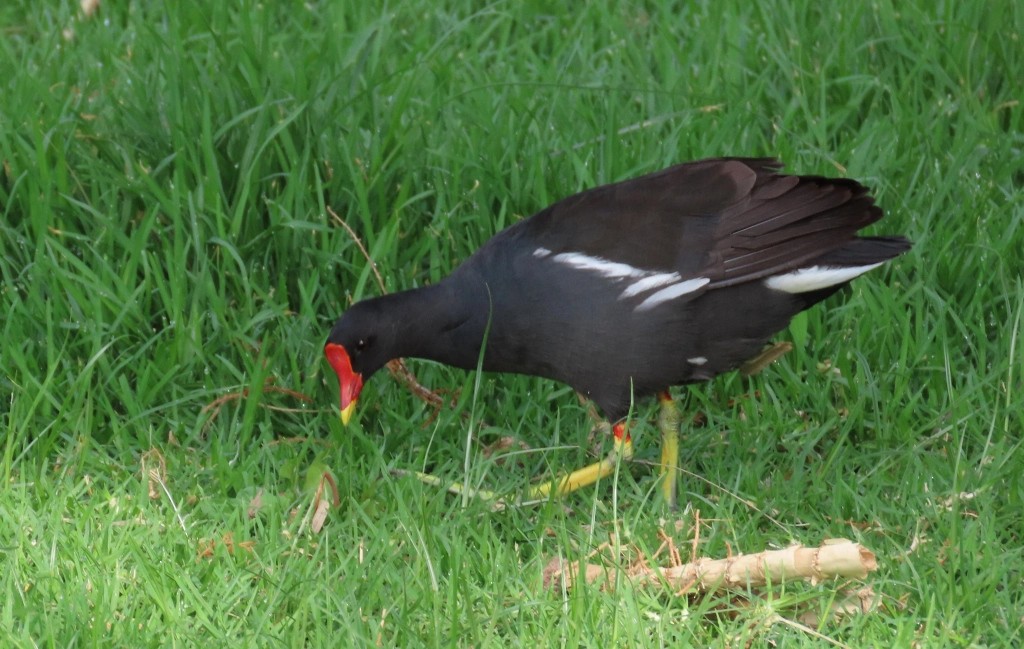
[[325, 158, 911, 506]]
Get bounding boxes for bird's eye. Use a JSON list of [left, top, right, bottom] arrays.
[[353, 335, 376, 354]]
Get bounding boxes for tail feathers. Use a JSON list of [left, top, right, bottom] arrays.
[[810, 236, 913, 267], [713, 171, 888, 286]]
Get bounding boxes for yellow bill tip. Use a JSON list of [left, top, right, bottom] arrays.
[[340, 401, 357, 426]]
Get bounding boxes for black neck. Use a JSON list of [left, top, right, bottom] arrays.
[[376, 276, 489, 370]]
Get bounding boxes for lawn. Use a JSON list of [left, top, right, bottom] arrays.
[[2, 1, 1022, 646]]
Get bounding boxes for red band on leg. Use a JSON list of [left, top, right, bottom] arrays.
[[612, 422, 632, 444]]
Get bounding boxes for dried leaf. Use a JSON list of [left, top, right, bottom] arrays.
[[311, 496, 330, 533], [247, 489, 264, 519], [140, 448, 167, 501]]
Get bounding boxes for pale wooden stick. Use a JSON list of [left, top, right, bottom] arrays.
[[545, 538, 877, 592]]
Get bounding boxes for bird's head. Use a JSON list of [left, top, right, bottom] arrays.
[[324, 301, 393, 426]]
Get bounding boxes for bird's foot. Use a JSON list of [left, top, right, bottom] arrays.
[[390, 424, 633, 509], [739, 341, 793, 377], [389, 468, 505, 506], [524, 423, 634, 501]]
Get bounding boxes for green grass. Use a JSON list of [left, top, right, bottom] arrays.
[[2, 1, 1022, 646]]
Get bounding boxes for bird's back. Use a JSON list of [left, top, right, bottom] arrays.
[[450, 158, 910, 419]]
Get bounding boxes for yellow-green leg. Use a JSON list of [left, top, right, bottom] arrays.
[[393, 423, 634, 506], [657, 391, 681, 508], [526, 423, 634, 500]]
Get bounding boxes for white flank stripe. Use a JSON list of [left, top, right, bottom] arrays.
[[619, 272, 682, 298], [635, 278, 710, 311], [765, 263, 884, 294], [551, 251, 646, 280], [687, 356, 708, 366], [536, 247, 709, 311]]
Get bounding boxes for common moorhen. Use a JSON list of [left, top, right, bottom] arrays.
[[325, 158, 911, 506]]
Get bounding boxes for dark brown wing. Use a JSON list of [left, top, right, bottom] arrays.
[[516, 157, 898, 287]]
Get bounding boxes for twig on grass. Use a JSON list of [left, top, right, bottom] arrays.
[[200, 377, 315, 432]]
